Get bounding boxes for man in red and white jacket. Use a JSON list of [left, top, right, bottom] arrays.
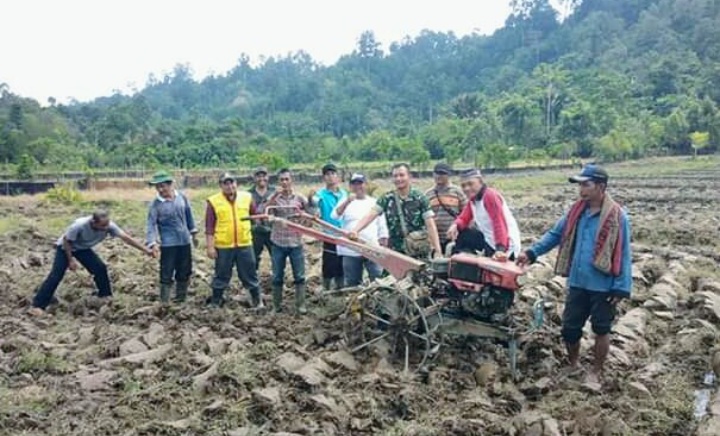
[[446, 169, 521, 260]]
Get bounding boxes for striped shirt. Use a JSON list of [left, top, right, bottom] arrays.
[[425, 185, 467, 244]]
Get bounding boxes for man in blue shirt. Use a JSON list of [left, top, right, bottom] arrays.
[[517, 165, 632, 387], [146, 171, 198, 303], [311, 163, 348, 291]]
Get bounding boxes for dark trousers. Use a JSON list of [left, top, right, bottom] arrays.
[[562, 288, 616, 343], [33, 247, 111, 309], [342, 256, 383, 287], [211, 247, 260, 293], [271, 244, 305, 287], [160, 244, 192, 285], [321, 242, 343, 280], [453, 227, 495, 257], [252, 229, 273, 271]]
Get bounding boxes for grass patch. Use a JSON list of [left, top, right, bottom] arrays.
[[14, 348, 72, 375], [0, 217, 15, 236]]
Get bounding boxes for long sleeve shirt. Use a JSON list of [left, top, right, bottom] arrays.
[[146, 191, 197, 247], [454, 186, 521, 257], [528, 207, 633, 295]]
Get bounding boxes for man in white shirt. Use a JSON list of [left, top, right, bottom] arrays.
[[331, 174, 389, 287]]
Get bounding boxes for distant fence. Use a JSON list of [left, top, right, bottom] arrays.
[[0, 162, 582, 196]]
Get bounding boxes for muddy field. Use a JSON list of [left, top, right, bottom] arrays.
[[1, 157, 719, 436]]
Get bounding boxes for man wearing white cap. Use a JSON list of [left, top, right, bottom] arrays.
[[331, 174, 388, 287]]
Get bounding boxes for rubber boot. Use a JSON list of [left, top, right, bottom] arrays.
[[160, 283, 172, 303], [249, 288, 264, 309], [322, 278, 332, 292], [295, 284, 307, 315], [208, 288, 225, 307], [175, 281, 189, 303], [333, 277, 343, 291], [272, 286, 283, 313]]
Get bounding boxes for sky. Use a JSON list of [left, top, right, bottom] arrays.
[[1, 0, 530, 104]]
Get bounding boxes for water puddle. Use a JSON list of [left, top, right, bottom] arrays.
[[694, 371, 715, 419]]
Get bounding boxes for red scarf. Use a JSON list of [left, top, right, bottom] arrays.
[[555, 194, 623, 277]]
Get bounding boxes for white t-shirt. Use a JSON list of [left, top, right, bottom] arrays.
[[331, 197, 389, 257]]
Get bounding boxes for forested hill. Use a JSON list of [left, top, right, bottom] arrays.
[[2, 0, 720, 173]]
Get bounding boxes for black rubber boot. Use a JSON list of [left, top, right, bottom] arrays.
[[207, 288, 225, 307]]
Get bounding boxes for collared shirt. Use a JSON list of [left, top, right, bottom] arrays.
[[314, 187, 348, 230], [425, 184, 466, 243], [146, 191, 197, 247], [331, 196, 389, 257], [373, 188, 434, 253], [57, 216, 123, 251], [529, 205, 633, 294], [269, 192, 311, 247], [249, 185, 276, 233]]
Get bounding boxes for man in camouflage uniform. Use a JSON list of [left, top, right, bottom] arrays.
[[350, 163, 442, 258]]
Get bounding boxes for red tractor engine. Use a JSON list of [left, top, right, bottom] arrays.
[[433, 253, 524, 324]]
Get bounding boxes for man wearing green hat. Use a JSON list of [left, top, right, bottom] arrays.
[[146, 171, 199, 303]]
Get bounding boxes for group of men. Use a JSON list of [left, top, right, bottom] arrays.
[[28, 162, 632, 385]]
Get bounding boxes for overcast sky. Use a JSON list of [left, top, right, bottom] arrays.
[[1, 0, 551, 103]]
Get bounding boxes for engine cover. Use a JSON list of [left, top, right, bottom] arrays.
[[440, 253, 524, 324], [447, 253, 523, 292]]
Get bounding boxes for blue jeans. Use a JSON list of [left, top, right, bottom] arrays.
[[271, 244, 305, 287], [34, 247, 111, 309], [342, 256, 383, 287]]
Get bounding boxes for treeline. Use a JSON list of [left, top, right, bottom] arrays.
[[1, 0, 720, 175]]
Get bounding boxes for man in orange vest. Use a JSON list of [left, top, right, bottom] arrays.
[[205, 172, 263, 308]]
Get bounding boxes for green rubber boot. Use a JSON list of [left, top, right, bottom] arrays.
[[272, 286, 283, 313], [175, 281, 189, 303], [160, 283, 172, 303], [295, 284, 307, 315]]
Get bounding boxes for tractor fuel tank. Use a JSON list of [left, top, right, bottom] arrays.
[[447, 253, 523, 292]]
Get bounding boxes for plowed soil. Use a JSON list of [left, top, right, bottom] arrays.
[[1, 157, 719, 436]]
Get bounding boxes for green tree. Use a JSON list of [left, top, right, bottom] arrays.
[[16, 153, 36, 180], [689, 131, 710, 158]]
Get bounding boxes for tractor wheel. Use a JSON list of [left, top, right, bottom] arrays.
[[343, 285, 435, 373]]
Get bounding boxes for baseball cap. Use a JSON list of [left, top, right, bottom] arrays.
[[218, 172, 236, 183], [433, 162, 452, 175], [569, 164, 609, 184], [149, 170, 173, 185], [349, 173, 366, 184], [460, 168, 483, 180], [321, 163, 338, 175], [253, 166, 268, 176]]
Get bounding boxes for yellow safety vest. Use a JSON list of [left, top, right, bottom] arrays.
[[207, 192, 252, 248]]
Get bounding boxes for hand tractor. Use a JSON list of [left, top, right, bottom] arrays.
[[248, 207, 544, 378]]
